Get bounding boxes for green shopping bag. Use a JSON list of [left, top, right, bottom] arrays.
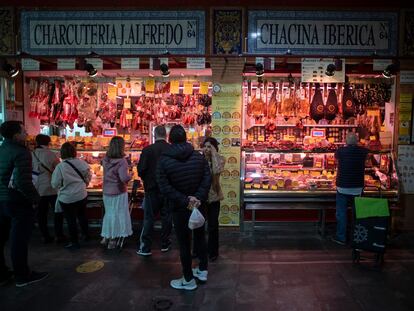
[[354, 197, 389, 219]]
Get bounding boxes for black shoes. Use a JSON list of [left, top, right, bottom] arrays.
[[330, 237, 346, 246], [15, 271, 48, 288]]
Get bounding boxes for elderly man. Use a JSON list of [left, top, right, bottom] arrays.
[[332, 132, 369, 245]]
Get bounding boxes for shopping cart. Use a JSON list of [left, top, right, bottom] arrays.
[[351, 196, 390, 268]]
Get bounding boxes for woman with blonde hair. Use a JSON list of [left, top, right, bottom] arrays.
[[100, 136, 133, 249]]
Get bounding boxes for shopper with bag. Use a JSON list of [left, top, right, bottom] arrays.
[[51, 142, 91, 250], [137, 125, 172, 256], [0, 121, 48, 287], [100, 136, 133, 249], [200, 137, 225, 261], [157, 125, 211, 291], [32, 134, 65, 244], [332, 132, 369, 245]]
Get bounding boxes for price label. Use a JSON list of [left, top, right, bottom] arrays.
[[124, 98, 131, 109], [183, 82, 193, 95], [108, 86, 117, 100], [199, 82, 209, 95], [328, 137, 335, 143], [146, 79, 155, 93], [170, 81, 180, 94], [370, 136, 377, 141], [126, 112, 133, 120]]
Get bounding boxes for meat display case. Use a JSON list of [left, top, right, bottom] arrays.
[[240, 77, 399, 229]]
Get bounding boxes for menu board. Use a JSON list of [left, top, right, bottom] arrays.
[[397, 145, 414, 194], [212, 83, 242, 226], [301, 58, 345, 83], [398, 93, 413, 144]]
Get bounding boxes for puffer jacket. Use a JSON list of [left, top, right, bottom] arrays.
[[0, 139, 39, 204], [32, 146, 60, 196], [156, 142, 211, 211], [102, 156, 132, 195]]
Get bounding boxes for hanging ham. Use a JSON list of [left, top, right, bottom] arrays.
[[325, 83, 339, 120], [310, 83, 325, 122], [342, 83, 356, 119]]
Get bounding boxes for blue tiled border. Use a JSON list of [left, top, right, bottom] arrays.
[[21, 10, 205, 55], [248, 11, 398, 56]]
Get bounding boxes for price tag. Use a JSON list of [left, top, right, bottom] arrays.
[[262, 184, 269, 190], [170, 81, 180, 94], [124, 134, 131, 141], [146, 79, 155, 93], [126, 112, 133, 120], [124, 98, 131, 109], [271, 185, 278, 190], [328, 137, 335, 143], [183, 82, 193, 95], [370, 136, 377, 141], [199, 82, 209, 95], [253, 184, 261, 189], [108, 86, 117, 100], [245, 184, 252, 189], [304, 170, 309, 175]]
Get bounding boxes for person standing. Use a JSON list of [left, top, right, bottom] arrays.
[[200, 137, 225, 261], [157, 125, 211, 291], [51, 142, 91, 250], [32, 134, 65, 244], [0, 121, 48, 287], [137, 125, 171, 256], [332, 132, 369, 245], [101, 136, 133, 249]]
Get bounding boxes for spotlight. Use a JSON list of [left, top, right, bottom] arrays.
[[2, 62, 19, 78], [85, 63, 98, 77], [160, 63, 170, 78], [325, 64, 336, 77], [382, 63, 399, 78], [255, 63, 264, 77]]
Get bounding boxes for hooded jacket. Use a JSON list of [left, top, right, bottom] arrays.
[[32, 146, 60, 196], [102, 156, 132, 195], [156, 142, 211, 211], [0, 139, 39, 204]]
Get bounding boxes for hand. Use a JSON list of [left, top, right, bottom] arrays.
[[187, 196, 201, 210]]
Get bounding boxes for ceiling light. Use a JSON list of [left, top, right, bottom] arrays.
[[2, 62, 19, 78], [255, 63, 264, 77], [160, 63, 170, 77], [382, 63, 399, 78], [325, 64, 336, 76], [85, 63, 98, 77]]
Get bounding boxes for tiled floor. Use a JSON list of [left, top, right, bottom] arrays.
[[1, 223, 414, 311]]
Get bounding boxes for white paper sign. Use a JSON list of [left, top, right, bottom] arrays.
[[186, 57, 205, 69], [400, 71, 414, 84], [57, 58, 76, 70], [373, 59, 392, 71], [397, 145, 414, 194], [21, 58, 39, 71], [301, 58, 345, 83], [85, 58, 103, 70], [121, 58, 140, 70]]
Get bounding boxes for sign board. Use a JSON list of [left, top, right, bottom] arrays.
[[85, 58, 103, 70], [57, 58, 76, 70], [400, 71, 414, 84], [373, 59, 392, 71], [248, 11, 398, 56], [21, 11, 205, 55], [301, 58, 345, 83], [121, 58, 140, 70], [397, 145, 414, 194], [21, 58, 39, 71], [186, 57, 205, 69]]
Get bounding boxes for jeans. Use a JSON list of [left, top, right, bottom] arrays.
[[206, 201, 220, 258], [139, 191, 172, 252], [0, 201, 34, 279], [335, 191, 357, 242], [37, 195, 64, 239], [60, 198, 88, 244], [173, 209, 208, 282]]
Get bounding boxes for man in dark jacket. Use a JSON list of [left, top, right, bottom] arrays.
[[137, 125, 172, 256], [333, 132, 369, 245], [157, 125, 211, 291], [0, 121, 48, 287]]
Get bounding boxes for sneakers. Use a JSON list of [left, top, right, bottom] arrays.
[[170, 277, 197, 290], [161, 243, 171, 253], [192, 267, 208, 282], [330, 237, 346, 246], [15, 271, 48, 288], [136, 249, 152, 257]]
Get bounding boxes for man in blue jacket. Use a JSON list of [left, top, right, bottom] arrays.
[[0, 121, 48, 287], [333, 132, 369, 245], [157, 125, 211, 290]]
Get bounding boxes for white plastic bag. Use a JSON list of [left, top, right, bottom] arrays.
[[188, 208, 205, 230]]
